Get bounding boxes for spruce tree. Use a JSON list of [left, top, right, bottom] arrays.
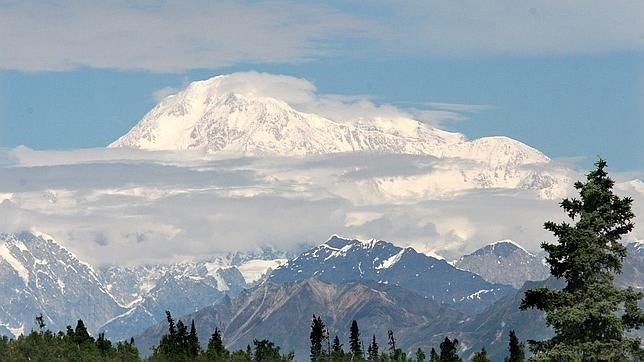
[[367, 335, 379, 361], [310, 315, 326, 362], [471, 347, 489, 362], [73, 319, 93, 345], [503, 330, 524, 362], [349, 320, 363, 360], [187, 320, 200, 357], [416, 348, 426, 362], [520, 159, 644, 360], [438, 337, 461, 362], [206, 327, 228, 358], [429, 348, 439, 362], [331, 335, 345, 360]]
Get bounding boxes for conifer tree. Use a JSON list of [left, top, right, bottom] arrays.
[[438, 337, 461, 362], [429, 348, 439, 362], [503, 330, 524, 362], [387, 330, 405, 361], [187, 320, 200, 357], [206, 327, 228, 358], [367, 335, 379, 361], [349, 320, 363, 360], [416, 348, 426, 362], [521, 159, 644, 360], [471, 347, 489, 362], [73, 319, 93, 345], [310, 315, 326, 361], [96, 332, 112, 356], [331, 335, 345, 360]]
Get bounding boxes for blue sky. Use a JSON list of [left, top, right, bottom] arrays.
[[0, 1, 642, 171]]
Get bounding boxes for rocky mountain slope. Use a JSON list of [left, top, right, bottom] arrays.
[[454, 240, 550, 288], [267, 236, 514, 313], [134, 278, 468, 359], [0, 232, 125, 334]]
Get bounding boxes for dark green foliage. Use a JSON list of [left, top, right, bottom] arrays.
[[0, 319, 140, 362], [367, 335, 379, 361], [387, 330, 405, 361], [331, 335, 345, 360], [150, 311, 201, 361], [438, 337, 462, 362], [429, 348, 439, 362], [349, 320, 363, 360], [520, 159, 644, 360], [503, 330, 524, 362], [471, 347, 489, 362], [310, 315, 326, 361], [35, 313, 46, 330], [204, 327, 229, 360], [252, 339, 293, 362], [188, 320, 200, 357], [74, 319, 94, 345], [415, 348, 426, 362]]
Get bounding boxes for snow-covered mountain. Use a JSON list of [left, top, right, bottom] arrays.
[[0, 232, 125, 336], [108, 73, 570, 199], [99, 252, 288, 341], [0, 230, 287, 340], [267, 235, 514, 313], [454, 240, 550, 288], [108, 75, 468, 156]]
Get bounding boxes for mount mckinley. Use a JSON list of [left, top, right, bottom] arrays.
[[109, 73, 570, 200]]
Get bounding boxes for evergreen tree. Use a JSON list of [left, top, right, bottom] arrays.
[[331, 335, 345, 361], [349, 320, 363, 360], [96, 332, 112, 356], [188, 320, 200, 357], [206, 327, 229, 359], [429, 348, 439, 362], [415, 348, 426, 362], [520, 159, 644, 360], [503, 330, 524, 362], [387, 330, 405, 361], [73, 319, 93, 345], [310, 315, 326, 362], [252, 339, 293, 362], [34, 313, 46, 331], [367, 335, 379, 361], [438, 337, 461, 362], [471, 348, 489, 362]]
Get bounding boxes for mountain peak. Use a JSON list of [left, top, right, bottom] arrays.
[[108, 73, 550, 166], [474, 240, 532, 258]]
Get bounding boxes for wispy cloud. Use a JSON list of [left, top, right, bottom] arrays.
[[0, 1, 368, 72], [1, 1, 643, 72]]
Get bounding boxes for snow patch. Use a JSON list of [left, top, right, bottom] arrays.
[[237, 259, 287, 284], [0, 242, 30, 285], [376, 249, 406, 269]]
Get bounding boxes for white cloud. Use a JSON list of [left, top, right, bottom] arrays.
[[3, 146, 640, 266], [0, 1, 367, 72], [152, 87, 179, 102], [1, 1, 643, 72]]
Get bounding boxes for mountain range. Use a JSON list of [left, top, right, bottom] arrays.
[[1, 230, 642, 360]]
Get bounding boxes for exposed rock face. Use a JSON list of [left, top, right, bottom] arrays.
[[267, 236, 514, 313], [0, 232, 125, 334], [454, 240, 550, 288], [133, 278, 467, 359]]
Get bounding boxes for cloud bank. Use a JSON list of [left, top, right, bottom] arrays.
[[1, 147, 641, 266]]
